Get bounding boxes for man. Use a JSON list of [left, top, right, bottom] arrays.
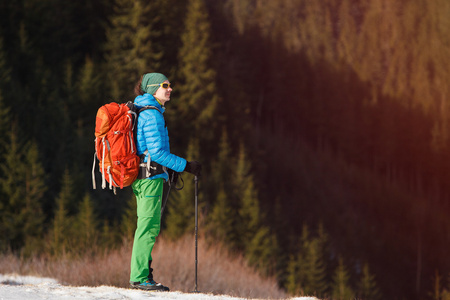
[[129, 72, 201, 291]]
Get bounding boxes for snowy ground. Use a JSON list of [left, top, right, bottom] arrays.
[[0, 274, 318, 300]]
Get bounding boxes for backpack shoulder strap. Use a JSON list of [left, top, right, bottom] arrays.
[[139, 105, 161, 114], [139, 105, 165, 127]]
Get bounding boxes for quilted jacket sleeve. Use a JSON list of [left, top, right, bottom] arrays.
[[139, 109, 187, 172]]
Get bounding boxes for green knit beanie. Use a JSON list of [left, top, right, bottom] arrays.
[[141, 73, 169, 95]]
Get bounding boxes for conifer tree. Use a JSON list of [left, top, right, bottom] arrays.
[[442, 273, 450, 300], [207, 184, 235, 246], [209, 129, 234, 211], [303, 238, 328, 297], [357, 263, 381, 300], [238, 178, 261, 247], [74, 193, 99, 252], [105, 0, 163, 100], [0, 128, 46, 253], [175, 0, 219, 143], [0, 37, 10, 151], [121, 195, 138, 241], [100, 219, 120, 250], [74, 56, 102, 169], [52, 168, 75, 255], [286, 227, 311, 296], [0, 91, 9, 236], [0, 129, 24, 251], [226, 0, 255, 35], [0, 36, 9, 82], [21, 141, 47, 255], [287, 225, 329, 297], [78, 56, 100, 106], [331, 256, 354, 300], [235, 143, 258, 246], [293, 225, 308, 295], [245, 225, 278, 276], [336, 0, 357, 65], [299, 1, 335, 65], [431, 270, 442, 300], [77, 56, 103, 123], [232, 142, 250, 200], [206, 132, 236, 247], [213, 129, 233, 192], [286, 253, 301, 295], [234, 143, 279, 273], [444, 289, 450, 300], [0, 90, 10, 154]]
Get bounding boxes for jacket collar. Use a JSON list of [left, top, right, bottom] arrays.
[[134, 93, 165, 113]]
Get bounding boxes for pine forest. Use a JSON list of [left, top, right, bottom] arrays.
[[1, 1, 450, 299]]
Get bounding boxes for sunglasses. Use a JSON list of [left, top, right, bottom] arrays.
[[147, 82, 171, 89]]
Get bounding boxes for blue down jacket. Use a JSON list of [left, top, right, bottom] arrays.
[[134, 93, 187, 181]]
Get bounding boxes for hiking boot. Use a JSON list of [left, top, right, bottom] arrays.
[[130, 280, 170, 291]]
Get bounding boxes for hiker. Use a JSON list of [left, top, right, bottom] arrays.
[[129, 72, 202, 291]]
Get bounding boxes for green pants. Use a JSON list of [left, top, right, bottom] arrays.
[[130, 178, 163, 283]]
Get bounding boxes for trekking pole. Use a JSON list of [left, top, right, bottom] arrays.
[[193, 175, 200, 293]]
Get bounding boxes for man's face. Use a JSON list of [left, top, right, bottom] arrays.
[[154, 80, 172, 105]]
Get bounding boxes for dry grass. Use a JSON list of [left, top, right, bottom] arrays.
[[0, 234, 287, 299]]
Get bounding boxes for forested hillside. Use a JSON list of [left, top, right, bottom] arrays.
[[1, 1, 449, 299]]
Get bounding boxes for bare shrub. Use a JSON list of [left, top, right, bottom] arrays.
[[0, 235, 287, 299], [153, 234, 287, 299]]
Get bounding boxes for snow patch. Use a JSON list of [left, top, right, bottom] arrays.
[[0, 273, 58, 286], [0, 274, 319, 300]]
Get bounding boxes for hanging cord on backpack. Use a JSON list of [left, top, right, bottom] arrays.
[[101, 138, 108, 189], [161, 171, 184, 216], [92, 152, 97, 190]]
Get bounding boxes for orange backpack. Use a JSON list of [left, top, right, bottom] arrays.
[[92, 102, 140, 193]]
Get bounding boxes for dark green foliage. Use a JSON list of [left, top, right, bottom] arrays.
[[212, 129, 233, 192], [0, 37, 10, 149], [331, 256, 354, 300], [357, 263, 381, 300], [0, 92, 10, 154], [51, 169, 75, 255], [74, 193, 100, 252], [442, 273, 450, 300], [105, 0, 163, 100], [0, 1, 449, 299], [285, 225, 381, 299], [0, 128, 46, 253], [206, 139, 279, 276], [207, 184, 235, 246], [238, 177, 262, 247], [286, 225, 328, 298], [172, 0, 219, 146], [121, 195, 137, 241], [99, 219, 121, 250], [236, 146, 278, 275], [244, 226, 278, 277]]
